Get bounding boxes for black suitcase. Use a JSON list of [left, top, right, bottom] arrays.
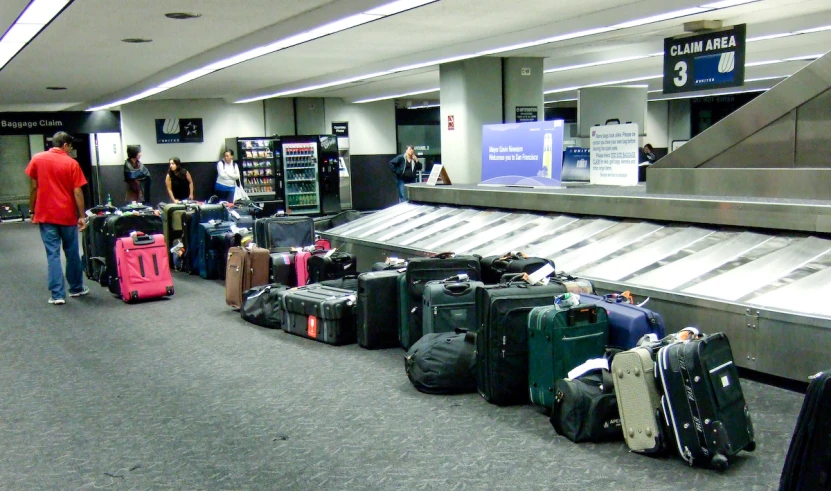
[[404, 254, 481, 350], [282, 285, 357, 345], [88, 214, 115, 284], [657, 333, 755, 470], [480, 253, 554, 284], [475, 281, 567, 406], [357, 270, 402, 349], [307, 252, 357, 284], [372, 258, 407, 271], [103, 213, 164, 295], [255, 216, 315, 251], [0, 203, 23, 222], [780, 370, 831, 490], [319, 275, 358, 291], [270, 252, 297, 286]]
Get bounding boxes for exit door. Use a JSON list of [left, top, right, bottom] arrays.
[[44, 134, 98, 207]]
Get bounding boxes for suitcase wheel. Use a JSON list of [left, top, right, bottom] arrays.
[[130, 291, 138, 301], [711, 453, 728, 471], [166, 286, 174, 296], [745, 441, 756, 452]]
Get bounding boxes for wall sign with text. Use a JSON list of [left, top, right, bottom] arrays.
[[331, 122, 349, 137], [515, 106, 539, 123], [480, 120, 564, 187], [155, 118, 204, 144], [663, 24, 746, 94], [589, 123, 639, 186], [0, 111, 120, 135]]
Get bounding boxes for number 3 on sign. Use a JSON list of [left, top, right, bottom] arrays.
[[674, 61, 688, 87]]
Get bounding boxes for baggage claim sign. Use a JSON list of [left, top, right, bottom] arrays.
[[663, 24, 746, 94]]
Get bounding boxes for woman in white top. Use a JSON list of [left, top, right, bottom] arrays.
[[215, 149, 241, 202]]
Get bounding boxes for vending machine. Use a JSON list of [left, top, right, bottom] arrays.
[[279, 135, 340, 215], [226, 136, 285, 209]]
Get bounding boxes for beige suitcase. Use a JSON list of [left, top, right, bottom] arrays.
[[612, 347, 665, 453]]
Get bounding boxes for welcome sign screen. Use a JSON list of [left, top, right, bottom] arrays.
[[480, 120, 564, 187]]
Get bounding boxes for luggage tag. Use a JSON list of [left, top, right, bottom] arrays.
[[324, 248, 337, 258], [526, 263, 555, 285], [307, 315, 318, 338], [228, 209, 241, 220]]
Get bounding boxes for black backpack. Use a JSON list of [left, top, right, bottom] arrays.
[[404, 330, 477, 395]]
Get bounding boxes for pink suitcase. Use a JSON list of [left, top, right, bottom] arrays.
[[116, 232, 175, 303], [295, 248, 328, 286], [315, 238, 331, 250]]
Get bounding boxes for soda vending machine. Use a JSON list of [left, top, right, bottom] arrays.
[[280, 135, 340, 215]]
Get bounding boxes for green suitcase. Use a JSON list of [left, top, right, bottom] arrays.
[[528, 303, 610, 410], [398, 273, 413, 348]]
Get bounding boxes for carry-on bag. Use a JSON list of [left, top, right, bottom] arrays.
[[779, 370, 831, 491], [612, 343, 668, 454], [240, 283, 287, 329], [294, 248, 327, 286], [186, 204, 227, 273], [405, 330, 477, 395], [282, 285, 358, 345], [307, 251, 357, 284], [422, 276, 484, 336], [405, 254, 481, 350], [476, 280, 567, 406], [527, 303, 609, 410], [103, 212, 164, 295], [270, 252, 297, 286], [481, 252, 553, 285], [225, 245, 270, 309], [550, 368, 623, 443], [579, 293, 666, 349], [357, 270, 403, 349], [657, 333, 755, 470], [115, 232, 174, 303]]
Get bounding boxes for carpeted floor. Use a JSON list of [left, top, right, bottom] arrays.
[[0, 222, 804, 489]]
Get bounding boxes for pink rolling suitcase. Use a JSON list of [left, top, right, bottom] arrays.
[[294, 248, 328, 286], [115, 232, 175, 303]]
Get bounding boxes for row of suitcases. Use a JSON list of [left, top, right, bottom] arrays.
[[235, 251, 757, 471], [0, 203, 29, 222]]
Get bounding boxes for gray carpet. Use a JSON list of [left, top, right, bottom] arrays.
[[0, 222, 804, 489]]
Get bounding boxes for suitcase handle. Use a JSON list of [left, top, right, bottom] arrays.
[[443, 283, 472, 296], [566, 305, 599, 326], [132, 233, 155, 245]]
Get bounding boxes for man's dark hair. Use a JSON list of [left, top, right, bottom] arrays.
[[52, 132, 74, 148], [127, 145, 141, 159]]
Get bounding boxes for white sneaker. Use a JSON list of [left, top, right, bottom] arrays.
[[69, 286, 90, 297], [48, 298, 66, 305]]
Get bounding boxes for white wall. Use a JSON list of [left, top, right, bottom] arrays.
[[120, 99, 265, 164], [324, 98, 396, 155], [94, 133, 123, 166]]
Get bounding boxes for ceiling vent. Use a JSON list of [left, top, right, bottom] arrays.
[[683, 20, 724, 33], [165, 12, 202, 20]]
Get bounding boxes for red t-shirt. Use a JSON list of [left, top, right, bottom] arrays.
[[25, 148, 87, 226]]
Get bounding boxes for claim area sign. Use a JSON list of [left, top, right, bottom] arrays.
[[663, 24, 746, 95]]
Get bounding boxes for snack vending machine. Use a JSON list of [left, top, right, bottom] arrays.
[[226, 137, 284, 209], [280, 135, 341, 215]]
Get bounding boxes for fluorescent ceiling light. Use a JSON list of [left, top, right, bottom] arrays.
[[366, 0, 436, 16], [745, 75, 787, 82], [797, 25, 831, 34], [0, 0, 71, 71], [785, 54, 823, 61], [545, 52, 663, 73], [238, 0, 759, 103], [354, 87, 439, 103], [87, 0, 439, 110], [544, 98, 578, 104], [545, 75, 659, 94], [748, 24, 831, 42], [407, 103, 440, 109]]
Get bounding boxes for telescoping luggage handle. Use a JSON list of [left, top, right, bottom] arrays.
[[131, 231, 155, 246]]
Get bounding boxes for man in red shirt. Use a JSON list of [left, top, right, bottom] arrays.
[[25, 131, 89, 305]]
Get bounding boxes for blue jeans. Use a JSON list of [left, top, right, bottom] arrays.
[[396, 178, 407, 203], [215, 185, 235, 203], [39, 224, 84, 300]]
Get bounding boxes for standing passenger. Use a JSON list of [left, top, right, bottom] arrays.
[[389, 146, 422, 203], [215, 149, 240, 202]]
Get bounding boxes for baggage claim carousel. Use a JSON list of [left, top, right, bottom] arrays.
[[319, 184, 831, 384]]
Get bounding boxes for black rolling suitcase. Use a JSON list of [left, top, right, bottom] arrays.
[[480, 252, 554, 284], [255, 216, 314, 251], [102, 213, 164, 295], [657, 333, 755, 470], [319, 275, 358, 291], [270, 252, 297, 286], [404, 254, 481, 350], [186, 204, 227, 273], [422, 276, 484, 335], [780, 370, 831, 490], [357, 270, 403, 349], [282, 285, 358, 345], [372, 258, 407, 271], [475, 281, 567, 406], [307, 251, 357, 284]]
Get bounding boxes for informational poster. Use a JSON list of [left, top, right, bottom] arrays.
[[155, 118, 203, 144], [515, 106, 538, 123], [561, 147, 591, 182], [480, 120, 564, 187], [589, 123, 639, 186], [447, 115, 455, 131], [663, 24, 746, 94], [331, 122, 349, 137]]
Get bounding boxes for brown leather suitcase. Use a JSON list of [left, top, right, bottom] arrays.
[[226, 246, 271, 309]]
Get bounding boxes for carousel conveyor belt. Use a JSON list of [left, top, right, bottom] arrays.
[[321, 202, 831, 384]]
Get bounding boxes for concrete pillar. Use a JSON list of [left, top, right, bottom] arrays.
[[294, 97, 326, 135], [439, 58, 502, 184], [502, 58, 544, 124], [264, 98, 295, 137]]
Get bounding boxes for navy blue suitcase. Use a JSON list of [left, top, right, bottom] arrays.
[[197, 221, 234, 279], [187, 204, 227, 273], [579, 293, 666, 349]]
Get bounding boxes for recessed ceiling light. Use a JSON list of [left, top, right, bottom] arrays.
[[122, 38, 152, 43], [46, 86, 66, 90], [165, 12, 202, 20]]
